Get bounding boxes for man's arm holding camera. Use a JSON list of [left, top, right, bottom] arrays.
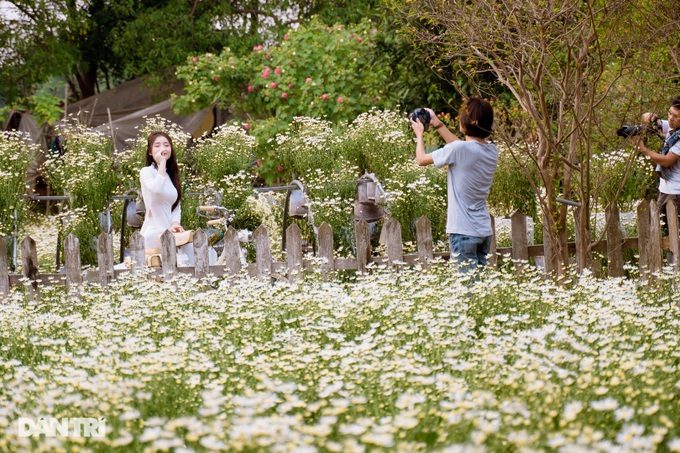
[[425, 108, 459, 144], [632, 112, 679, 167], [632, 136, 680, 167], [641, 112, 663, 131]]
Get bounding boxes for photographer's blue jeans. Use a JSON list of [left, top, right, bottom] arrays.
[[449, 233, 492, 273]]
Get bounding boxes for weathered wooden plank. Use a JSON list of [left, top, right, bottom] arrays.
[[193, 228, 209, 279], [648, 200, 663, 275], [21, 236, 39, 298], [222, 227, 242, 277], [160, 229, 177, 279], [606, 203, 624, 278], [254, 225, 271, 278], [129, 232, 145, 274], [97, 232, 114, 286], [415, 216, 433, 266], [511, 210, 528, 273], [666, 201, 679, 271], [573, 206, 594, 276], [383, 217, 403, 268], [637, 200, 651, 274], [0, 237, 9, 297], [6, 211, 667, 287], [496, 238, 640, 258], [318, 222, 335, 271], [286, 223, 303, 280], [488, 215, 497, 267], [334, 257, 358, 270], [355, 220, 371, 273], [542, 218, 555, 275], [64, 234, 82, 290]]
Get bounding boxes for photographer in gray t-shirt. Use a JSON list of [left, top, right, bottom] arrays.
[[410, 97, 498, 272]]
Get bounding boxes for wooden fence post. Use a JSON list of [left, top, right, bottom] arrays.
[[318, 222, 335, 271], [542, 219, 555, 276], [222, 227, 242, 277], [489, 215, 497, 267], [415, 216, 433, 266], [254, 225, 271, 278], [666, 201, 679, 271], [637, 200, 651, 276], [286, 223, 303, 280], [648, 200, 663, 276], [511, 210, 528, 273], [383, 217, 403, 268], [64, 234, 82, 291], [606, 203, 624, 278], [193, 229, 209, 279], [0, 237, 9, 297], [21, 236, 39, 298], [355, 220, 371, 273], [160, 230, 177, 279], [129, 232, 145, 274], [97, 232, 114, 286], [574, 206, 594, 275]]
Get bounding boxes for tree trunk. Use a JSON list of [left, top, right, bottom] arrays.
[[74, 64, 98, 100]]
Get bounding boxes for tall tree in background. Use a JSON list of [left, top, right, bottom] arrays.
[[0, 0, 381, 105], [391, 0, 679, 276]]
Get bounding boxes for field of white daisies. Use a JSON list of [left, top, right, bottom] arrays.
[[1, 108, 679, 452], [2, 259, 680, 452]]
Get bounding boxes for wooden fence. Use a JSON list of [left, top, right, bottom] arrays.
[[0, 199, 676, 297]]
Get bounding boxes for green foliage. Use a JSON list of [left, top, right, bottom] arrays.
[[190, 124, 258, 228], [256, 109, 450, 250], [488, 145, 538, 218], [30, 89, 64, 126], [384, 163, 448, 244], [42, 125, 117, 264], [174, 18, 395, 127], [305, 166, 358, 255], [590, 148, 658, 209], [274, 117, 343, 179], [191, 124, 256, 189], [0, 132, 36, 238], [337, 109, 413, 179]]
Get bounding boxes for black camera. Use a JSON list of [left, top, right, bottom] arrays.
[[616, 122, 661, 138], [410, 108, 431, 131]]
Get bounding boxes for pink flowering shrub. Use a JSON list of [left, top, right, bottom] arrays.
[[174, 18, 392, 127]]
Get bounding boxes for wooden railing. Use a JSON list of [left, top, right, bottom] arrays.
[[1, 199, 676, 297]]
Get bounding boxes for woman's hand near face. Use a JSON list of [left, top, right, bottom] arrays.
[[151, 136, 172, 167], [153, 150, 167, 166]]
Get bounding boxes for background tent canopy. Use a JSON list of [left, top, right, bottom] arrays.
[[65, 77, 214, 151]]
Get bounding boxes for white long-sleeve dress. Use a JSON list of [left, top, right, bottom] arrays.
[[139, 165, 197, 267], [139, 165, 181, 250]]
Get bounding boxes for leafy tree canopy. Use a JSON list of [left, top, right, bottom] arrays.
[[0, 0, 393, 107]]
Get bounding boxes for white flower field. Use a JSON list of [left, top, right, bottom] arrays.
[[1, 259, 679, 452]]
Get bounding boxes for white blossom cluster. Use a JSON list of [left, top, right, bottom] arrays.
[[0, 131, 36, 237]]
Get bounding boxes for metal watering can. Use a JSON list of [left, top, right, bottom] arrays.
[[354, 173, 387, 222], [287, 179, 310, 219]]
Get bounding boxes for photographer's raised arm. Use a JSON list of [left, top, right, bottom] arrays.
[[632, 136, 680, 167], [425, 108, 459, 144], [411, 118, 433, 166]]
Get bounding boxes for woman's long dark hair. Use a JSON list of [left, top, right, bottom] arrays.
[[146, 131, 182, 211]]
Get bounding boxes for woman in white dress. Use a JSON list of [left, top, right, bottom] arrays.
[[140, 131, 194, 265]]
